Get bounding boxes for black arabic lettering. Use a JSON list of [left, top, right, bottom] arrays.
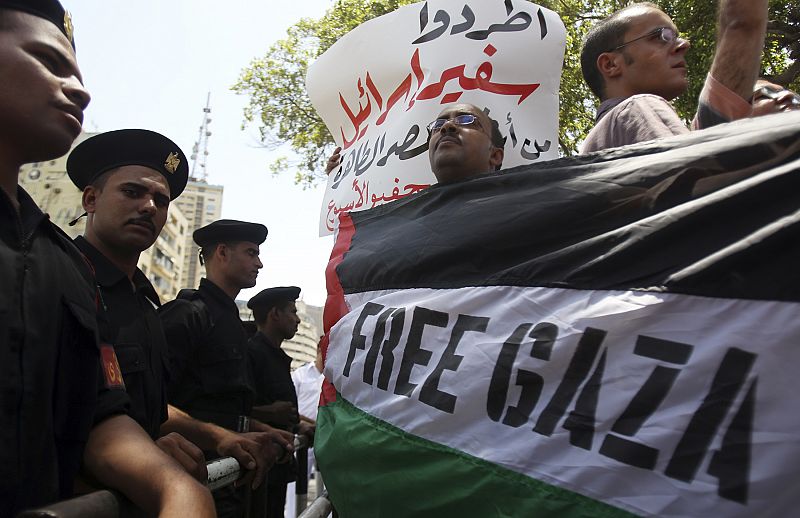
[[450, 5, 475, 35], [398, 140, 429, 161], [354, 135, 386, 178], [537, 8, 548, 39], [521, 138, 551, 160], [506, 112, 518, 147], [466, 11, 532, 41], [414, 1, 540, 44], [413, 7, 450, 44], [376, 124, 427, 167], [331, 149, 356, 190]]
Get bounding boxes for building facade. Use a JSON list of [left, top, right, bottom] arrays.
[[172, 180, 224, 290]]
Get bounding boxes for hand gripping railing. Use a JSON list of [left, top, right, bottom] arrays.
[[17, 435, 311, 518]]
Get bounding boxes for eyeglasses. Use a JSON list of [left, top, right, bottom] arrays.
[[427, 114, 483, 133], [611, 26, 684, 52]]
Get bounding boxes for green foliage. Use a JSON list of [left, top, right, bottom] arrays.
[[232, 0, 419, 188], [234, 0, 800, 185]]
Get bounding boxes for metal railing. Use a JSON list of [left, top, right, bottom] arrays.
[[17, 436, 319, 518], [296, 492, 332, 518]]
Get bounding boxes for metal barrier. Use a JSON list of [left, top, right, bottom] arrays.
[[296, 491, 332, 518], [17, 435, 312, 518], [15, 490, 144, 518]]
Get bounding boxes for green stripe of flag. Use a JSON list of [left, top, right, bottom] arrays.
[[316, 394, 638, 518]]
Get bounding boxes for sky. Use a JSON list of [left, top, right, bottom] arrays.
[[66, 0, 337, 306]]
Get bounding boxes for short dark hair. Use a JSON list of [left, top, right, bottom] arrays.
[[88, 168, 113, 191], [487, 115, 505, 149], [252, 299, 293, 326], [580, 2, 659, 99], [199, 241, 235, 264], [483, 112, 505, 171]]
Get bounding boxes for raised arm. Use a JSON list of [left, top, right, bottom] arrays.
[[709, 0, 769, 100]]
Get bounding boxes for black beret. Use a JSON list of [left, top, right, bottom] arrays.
[[247, 286, 301, 310], [66, 129, 189, 200], [193, 219, 268, 248], [0, 0, 76, 48]]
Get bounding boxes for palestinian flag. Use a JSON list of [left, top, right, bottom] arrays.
[[316, 111, 800, 517]]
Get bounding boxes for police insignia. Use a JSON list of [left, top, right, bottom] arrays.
[[165, 152, 180, 173], [63, 10, 74, 45], [100, 344, 125, 389]]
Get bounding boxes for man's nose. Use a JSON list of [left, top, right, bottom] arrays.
[[140, 197, 157, 214], [255, 257, 263, 269], [674, 37, 690, 52], [440, 119, 458, 133], [64, 75, 91, 111]]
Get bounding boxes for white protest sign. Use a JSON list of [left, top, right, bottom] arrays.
[[307, 0, 566, 235]]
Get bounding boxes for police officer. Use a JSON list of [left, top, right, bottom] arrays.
[[248, 287, 316, 518], [0, 1, 213, 515], [160, 219, 292, 518], [67, 129, 282, 490]]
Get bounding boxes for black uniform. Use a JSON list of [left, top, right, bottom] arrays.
[[159, 278, 254, 433], [248, 331, 298, 518], [0, 187, 128, 515], [248, 332, 298, 408], [159, 277, 256, 518], [74, 236, 169, 439]]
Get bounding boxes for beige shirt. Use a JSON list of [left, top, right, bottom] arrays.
[[581, 74, 752, 154]]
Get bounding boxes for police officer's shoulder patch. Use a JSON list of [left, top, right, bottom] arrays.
[[100, 344, 125, 389]]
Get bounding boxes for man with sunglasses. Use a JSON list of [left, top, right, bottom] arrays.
[[580, 0, 768, 153]]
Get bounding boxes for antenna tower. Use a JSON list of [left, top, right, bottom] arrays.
[[190, 92, 212, 182]]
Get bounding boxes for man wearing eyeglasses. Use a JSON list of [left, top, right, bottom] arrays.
[[427, 103, 505, 184], [579, 0, 768, 153], [326, 103, 505, 185]]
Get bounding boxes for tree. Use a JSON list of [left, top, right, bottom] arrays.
[[233, 0, 799, 186], [232, 0, 419, 188]]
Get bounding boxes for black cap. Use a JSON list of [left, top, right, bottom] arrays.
[[247, 286, 301, 311], [66, 129, 189, 200], [193, 219, 268, 248], [0, 0, 76, 48]]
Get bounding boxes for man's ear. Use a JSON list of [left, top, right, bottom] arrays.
[[82, 186, 98, 213], [216, 243, 228, 261], [597, 51, 623, 79], [490, 146, 504, 171], [268, 306, 281, 322]]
